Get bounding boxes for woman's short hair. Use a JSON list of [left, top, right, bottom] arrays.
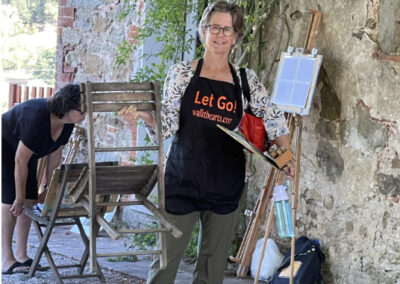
[[47, 84, 82, 119], [198, 0, 244, 43]]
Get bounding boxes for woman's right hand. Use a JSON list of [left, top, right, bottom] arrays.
[[120, 105, 139, 124], [119, 105, 156, 128], [10, 198, 24, 216]]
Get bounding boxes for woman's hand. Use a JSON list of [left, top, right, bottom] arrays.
[[284, 159, 295, 180], [10, 198, 24, 216], [120, 105, 156, 128], [120, 105, 139, 124], [273, 135, 295, 179]]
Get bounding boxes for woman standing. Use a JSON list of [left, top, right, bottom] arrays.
[[1, 84, 85, 274], [121, 1, 294, 283]]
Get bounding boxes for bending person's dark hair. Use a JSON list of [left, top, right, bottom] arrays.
[[47, 84, 82, 118]]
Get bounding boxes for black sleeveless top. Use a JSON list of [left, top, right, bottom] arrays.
[[164, 59, 246, 215]]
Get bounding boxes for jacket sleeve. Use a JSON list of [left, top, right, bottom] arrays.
[[146, 63, 189, 142]]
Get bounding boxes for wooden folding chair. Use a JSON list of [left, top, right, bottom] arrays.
[[80, 81, 182, 272], [25, 126, 110, 283], [25, 162, 119, 284]]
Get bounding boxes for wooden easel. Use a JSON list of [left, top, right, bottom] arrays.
[[253, 10, 322, 284], [229, 9, 321, 283]]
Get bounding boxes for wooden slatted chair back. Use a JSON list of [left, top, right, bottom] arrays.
[[80, 82, 157, 113], [80, 81, 164, 199]]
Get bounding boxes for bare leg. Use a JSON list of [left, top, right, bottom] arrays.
[[15, 199, 36, 263], [2, 203, 18, 271]]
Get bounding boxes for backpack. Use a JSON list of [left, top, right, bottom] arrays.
[[271, 236, 325, 284]]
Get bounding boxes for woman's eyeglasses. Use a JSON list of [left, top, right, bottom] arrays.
[[205, 24, 234, 37]]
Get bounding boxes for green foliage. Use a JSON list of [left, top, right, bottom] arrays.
[[148, 193, 158, 204], [1, 42, 33, 71], [130, 222, 158, 251], [128, 220, 200, 264], [117, 0, 205, 83], [3, 0, 58, 31], [115, 40, 134, 67], [228, 234, 241, 257], [1, 0, 57, 87], [139, 151, 154, 165], [33, 47, 56, 85], [138, 132, 155, 165], [183, 222, 199, 263]]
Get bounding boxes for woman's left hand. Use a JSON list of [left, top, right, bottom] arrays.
[[285, 159, 295, 180], [10, 199, 24, 216]]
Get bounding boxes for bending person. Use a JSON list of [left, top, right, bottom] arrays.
[[1, 84, 85, 274]]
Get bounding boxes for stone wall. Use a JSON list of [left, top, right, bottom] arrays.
[[247, 0, 400, 283], [56, 0, 143, 164]]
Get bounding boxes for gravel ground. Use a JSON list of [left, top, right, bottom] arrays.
[[1, 246, 145, 284]]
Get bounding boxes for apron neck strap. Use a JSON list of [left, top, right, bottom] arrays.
[[194, 58, 204, 78], [195, 58, 239, 87]]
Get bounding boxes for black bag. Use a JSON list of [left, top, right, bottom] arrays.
[[271, 236, 325, 284]]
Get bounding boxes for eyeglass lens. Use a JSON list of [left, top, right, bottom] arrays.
[[208, 25, 234, 36]]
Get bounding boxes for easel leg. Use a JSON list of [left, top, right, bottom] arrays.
[[289, 115, 303, 283], [254, 201, 275, 284]]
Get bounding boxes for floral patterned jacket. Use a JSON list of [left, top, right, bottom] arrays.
[[148, 61, 289, 142]]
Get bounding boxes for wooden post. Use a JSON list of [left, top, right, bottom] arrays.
[[16, 85, 22, 106], [31, 87, 37, 99], [39, 87, 44, 98], [304, 10, 322, 51], [289, 115, 303, 284], [8, 84, 17, 109], [24, 86, 30, 101], [46, 87, 53, 97], [84, 82, 98, 273]]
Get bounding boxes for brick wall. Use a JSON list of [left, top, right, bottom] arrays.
[[56, 1, 77, 88]]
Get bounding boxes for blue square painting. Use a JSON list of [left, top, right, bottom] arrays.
[[271, 52, 323, 115]]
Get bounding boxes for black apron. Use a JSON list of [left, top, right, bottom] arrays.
[[165, 58, 245, 215]]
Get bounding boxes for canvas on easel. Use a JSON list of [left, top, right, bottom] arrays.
[[270, 47, 323, 115]]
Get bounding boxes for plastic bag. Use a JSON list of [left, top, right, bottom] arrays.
[[251, 238, 284, 282]]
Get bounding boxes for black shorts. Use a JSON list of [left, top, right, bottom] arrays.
[[2, 144, 38, 204]]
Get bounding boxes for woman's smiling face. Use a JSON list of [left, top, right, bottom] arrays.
[[203, 12, 237, 56]]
